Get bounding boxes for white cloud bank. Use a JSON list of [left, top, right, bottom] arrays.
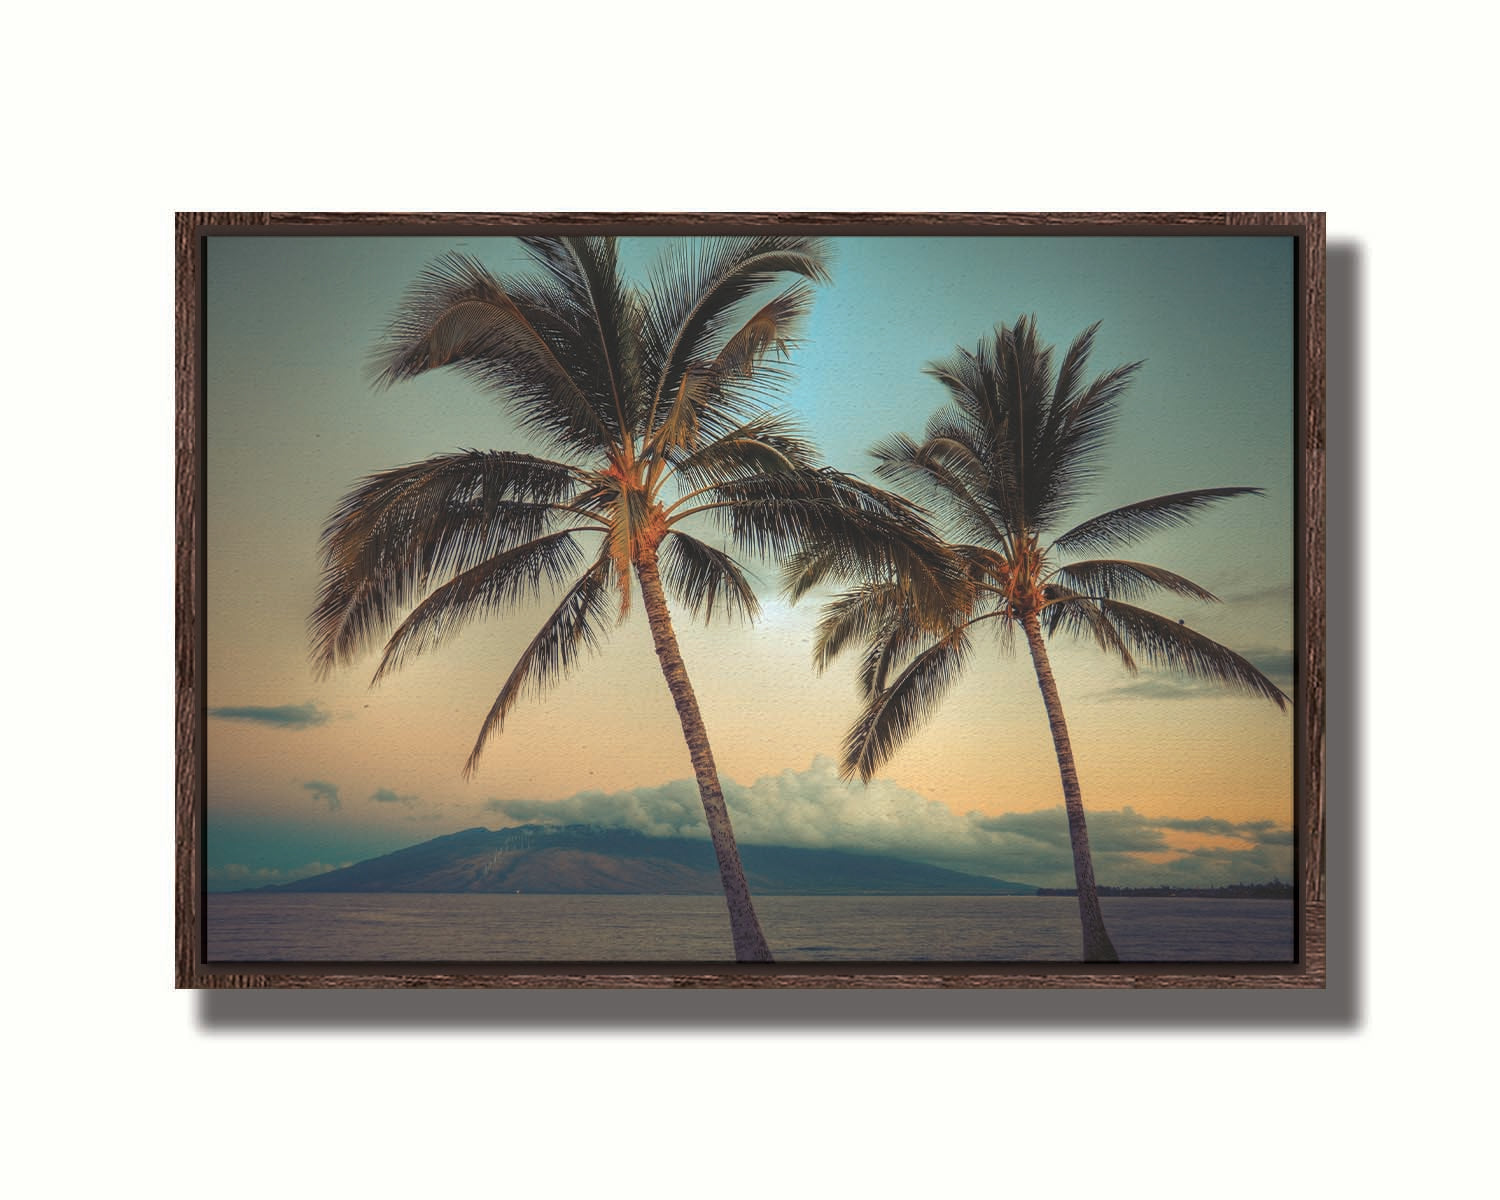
[[485, 757, 1292, 888]]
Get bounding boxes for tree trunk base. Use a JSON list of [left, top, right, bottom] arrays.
[[635, 547, 774, 964]]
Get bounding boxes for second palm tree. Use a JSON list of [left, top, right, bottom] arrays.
[[802, 317, 1289, 961]]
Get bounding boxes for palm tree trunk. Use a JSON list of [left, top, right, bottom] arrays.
[[633, 545, 774, 962], [1020, 613, 1119, 963]]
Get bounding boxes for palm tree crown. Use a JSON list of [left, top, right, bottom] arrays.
[[309, 235, 938, 962], [807, 315, 1288, 960]]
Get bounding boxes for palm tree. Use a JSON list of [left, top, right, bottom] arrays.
[[800, 316, 1289, 962], [309, 236, 941, 963]]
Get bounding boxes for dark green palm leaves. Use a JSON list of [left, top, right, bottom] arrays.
[[812, 315, 1289, 781], [311, 235, 929, 777]]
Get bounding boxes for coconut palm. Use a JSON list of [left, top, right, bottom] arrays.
[[309, 236, 943, 962], [799, 316, 1288, 962]]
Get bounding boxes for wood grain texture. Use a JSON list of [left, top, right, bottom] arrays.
[[1229, 212, 1327, 975], [175, 213, 268, 988], [187, 902, 1322, 988], [256, 211, 1233, 233], [175, 212, 1327, 990]]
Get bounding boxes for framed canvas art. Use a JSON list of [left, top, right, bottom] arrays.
[[176, 212, 1324, 988]]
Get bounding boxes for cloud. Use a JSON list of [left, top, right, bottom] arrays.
[[1244, 649, 1296, 683], [1100, 678, 1232, 703], [1147, 842, 1296, 887], [209, 702, 330, 729], [1155, 815, 1283, 841], [483, 758, 1293, 888], [302, 779, 340, 811], [368, 787, 451, 823], [976, 807, 1167, 853]]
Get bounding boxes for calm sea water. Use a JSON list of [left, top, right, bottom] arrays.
[[206, 894, 1294, 963]]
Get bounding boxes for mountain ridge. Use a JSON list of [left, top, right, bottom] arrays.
[[257, 823, 1037, 896]]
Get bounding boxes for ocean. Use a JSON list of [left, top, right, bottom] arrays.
[[205, 893, 1295, 963]]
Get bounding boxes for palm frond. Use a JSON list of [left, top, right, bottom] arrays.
[[658, 532, 761, 624], [914, 318, 1149, 533], [870, 430, 1009, 546], [524, 236, 643, 441], [650, 364, 712, 457], [993, 315, 1059, 528], [712, 283, 815, 379], [951, 542, 1016, 585], [920, 351, 1026, 532], [651, 283, 818, 456], [461, 554, 616, 778], [641, 236, 831, 436], [811, 581, 922, 674], [1050, 559, 1219, 603], [685, 468, 957, 612], [1039, 588, 1138, 671], [369, 250, 615, 455], [856, 616, 939, 696], [1050, 488, 1264, 556], [1097, 599, 1289, 707], [1034, 359, 1143, 519], [310, 452, 586, 674], [564, 472, 619, 521], [923, 342, 996, 432], [666, 412, 819, 490], [841, 629, 973, 781], [1049, 321, 1101, 414], [371, 530, 592, 683], [780, 545, 841, 604]]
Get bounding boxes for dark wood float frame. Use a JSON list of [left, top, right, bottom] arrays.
[[176, 211, 1325, 990]]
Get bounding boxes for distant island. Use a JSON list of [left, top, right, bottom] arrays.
[[253, 824, 1038, 897], [1036, 881, 1294, 899], [224, 824, 1296, 899]]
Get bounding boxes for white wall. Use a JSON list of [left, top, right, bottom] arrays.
[[7, 3, 1491, 1197]]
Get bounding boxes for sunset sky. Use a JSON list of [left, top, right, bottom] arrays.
[[205, 233, 1295, 891]]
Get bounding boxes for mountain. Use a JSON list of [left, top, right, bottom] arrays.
[[267, 824, 1036, 895]]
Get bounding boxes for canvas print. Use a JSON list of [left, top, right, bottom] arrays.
[[203, 230, 1297, 965]]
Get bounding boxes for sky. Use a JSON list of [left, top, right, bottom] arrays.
[[205, 233, 1295, 891]]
